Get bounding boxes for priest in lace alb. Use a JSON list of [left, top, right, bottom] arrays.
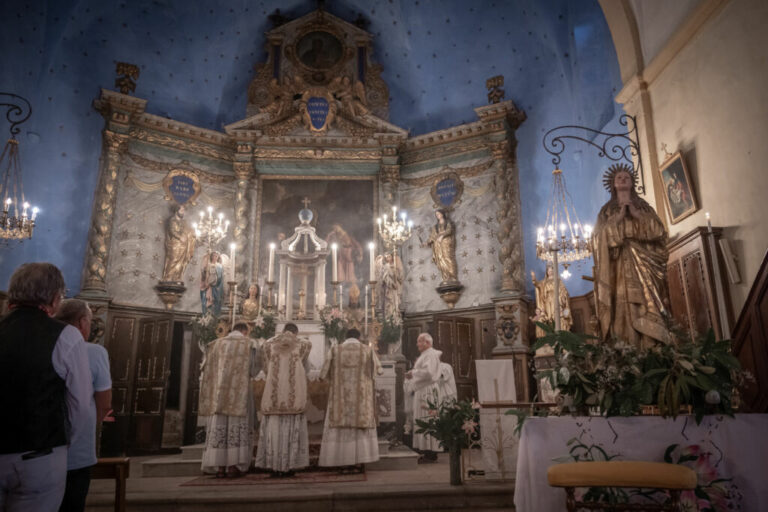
[[404, 332, 457, 463], [254, 323, 312, 476], [318, 328, 383, 469], [198, 321, 261, 478]]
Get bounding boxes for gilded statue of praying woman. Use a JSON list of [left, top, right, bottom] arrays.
[[242, 283, 261, 321], [425, 209, 459, 284], [162, 205, 196, 283], [593, 164, 670, 348]]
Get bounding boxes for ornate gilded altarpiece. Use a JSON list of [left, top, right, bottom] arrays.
[[81, 8, 529, 453]]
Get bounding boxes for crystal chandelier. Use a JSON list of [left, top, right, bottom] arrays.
[[376, 205, 413, 250], [536, 169, 592, 265], [192, 205, 229, 250], [535, 168, 592, 331], [1, 94, 38, 241]]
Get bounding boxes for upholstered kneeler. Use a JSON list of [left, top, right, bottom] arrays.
[[547, 461, 697, 511]]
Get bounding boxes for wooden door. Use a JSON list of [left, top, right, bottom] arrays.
[[434, 315, 476, 401], [183, 335, 204, 445], [130, 316, 173, 453], [101, 315, 138, 456]]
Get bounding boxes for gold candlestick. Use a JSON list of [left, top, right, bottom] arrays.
[[265, 280, 275, 313], [369, 280, 377, 325], [331, 280, 340, 308]]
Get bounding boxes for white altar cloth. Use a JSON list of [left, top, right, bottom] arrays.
[[475, 360, 518, 480], [514, 414, 768, 512]]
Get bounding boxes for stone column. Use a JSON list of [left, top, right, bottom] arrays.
[[233, 141, 255, 287], [81, 129, 129, 294], [491, 296, 532, 402]]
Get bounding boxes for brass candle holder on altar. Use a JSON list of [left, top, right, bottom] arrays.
[[265, 280, 275, 313], [331, 280, 340, 308], [227, 281, 237, 328]]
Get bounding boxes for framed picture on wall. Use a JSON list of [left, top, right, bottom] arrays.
[[659, 151, 698, 224]]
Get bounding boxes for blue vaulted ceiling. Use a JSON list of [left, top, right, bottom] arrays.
[[0, 0, 622, 297]]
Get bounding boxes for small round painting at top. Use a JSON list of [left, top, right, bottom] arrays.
[[297, 31, 343, 69]]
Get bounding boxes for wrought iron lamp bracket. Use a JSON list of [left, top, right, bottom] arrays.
[[0, 93, 32, 138], [542, 114, 645, 194]]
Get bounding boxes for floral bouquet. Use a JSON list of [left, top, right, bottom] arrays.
[[415, 396, 481, 452], [250, 312, 276, 340], [190, 313, 219, 347], [318, 305, 347, 341]]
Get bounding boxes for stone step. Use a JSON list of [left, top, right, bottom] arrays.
[[143, 443, 417, 477], [181, 443, 204, 460]]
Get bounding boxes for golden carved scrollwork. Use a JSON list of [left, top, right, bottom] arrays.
[[365, 63, 390, 121], [125, 153, 234, 184], [129, 128, 233, 162], [233, 161, 253, 267], [247, 62, 273, 113], [401, 138, 488, 165], [83, 130, 129, 292], [380, 164, 400, 184], [253, 147, 381, 160], [400, 159, 494, 187], [490, 140, 525, 292]]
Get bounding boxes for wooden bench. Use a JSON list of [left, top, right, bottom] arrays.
[[91, 457, 130, 512], [547, 461, 697, 511]]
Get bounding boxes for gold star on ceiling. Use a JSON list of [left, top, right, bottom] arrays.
[[419, 275, 427, 282], [133, 269, 140, 277], [489, 230, 497, 238], [150, 272, 157, 280], [155, 235, 162, 242], [489, 247, 496, 255], [462, 268, 469, 275], [135, 250, 142, 258], [476, 267, 484, 273], [408, 260, 414, 266], [491, 265, 497, 272], [138, 233, 146, 240], [486, 216, 494, 223], [474, 218, 481, 225], [119, 230, 129, 240], [153, 253, 159, 261], [407, 276, 414, 284], [461, 250, 468, 258], [476, 248, 483, 255], [475, 232, 481, 239], [461, 234, 467, 241], [430, 273, 437, 281], [120, 249, 128, 257], [118, 267, 125, 275]]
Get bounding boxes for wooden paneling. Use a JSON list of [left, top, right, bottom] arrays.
[[732, 251, 768, 412], [184, 334, 203, 445], [101, 316, 136, 457], [130, 317, 172, 453], [667, 226, 733, 340]]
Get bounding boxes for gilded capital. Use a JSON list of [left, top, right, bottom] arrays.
[[233, 161, 254, 181], [103, 130, 129, 154], [380, 164, 400, 184]]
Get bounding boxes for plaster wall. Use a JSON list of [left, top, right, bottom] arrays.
[[400, 152, 502, 313], [645, 0, 768, 313], [106, 142, 235, 313], [629, 0, 703, 65]]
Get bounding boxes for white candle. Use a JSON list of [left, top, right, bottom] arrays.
[[368, 242, 375, 281], [364, 285, 369, 337], [268, 243, 276, 282], [230, 243, 236, 281], [705, 212, 713, 233], [331, 243, 338, 282]]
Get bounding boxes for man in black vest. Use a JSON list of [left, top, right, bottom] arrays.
[[0, 263, 93, 511]]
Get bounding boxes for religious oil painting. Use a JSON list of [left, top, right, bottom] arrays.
[[296, 31, 343, 69], [259, 177, 375, 292], [659, 151, 698, 224]]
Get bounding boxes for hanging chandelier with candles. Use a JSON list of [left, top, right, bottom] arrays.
[[192, 205, 229, 250], [1, 93, 39, 241], [535, 169, 592, 267], [376, 205, 413, 250]]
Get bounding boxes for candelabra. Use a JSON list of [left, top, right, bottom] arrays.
[[376, 205, 413, 250], [192, 205, 229, 250], [1, 93, 39, 241], [535, 169, 593, 330]]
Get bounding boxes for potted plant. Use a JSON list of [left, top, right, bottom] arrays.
[[415, 396, 481, 485], [190, 312, 220, 349], [379, 315, 402, 345], [249, 311, 276, 341]]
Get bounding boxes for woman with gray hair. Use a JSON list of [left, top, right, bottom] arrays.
[[0, 263, 93, 511]]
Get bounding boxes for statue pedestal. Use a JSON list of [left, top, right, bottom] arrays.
[[155, 281, 186, 310], [436, 281, 464, 309]]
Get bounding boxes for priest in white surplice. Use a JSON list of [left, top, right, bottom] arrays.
[[254, 323, 312, 476], [404, 332, 457, 463], [199, 321, 261, 478], [319, 328, 383, 469]]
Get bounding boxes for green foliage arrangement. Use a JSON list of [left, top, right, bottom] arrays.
[[532, 323, 745, 423], [318, 305, 348, 341], [379, 315, 402, 345], [249, 312, 276, 340], [190, 313, 219, 347], [414, 395, 481, 452]]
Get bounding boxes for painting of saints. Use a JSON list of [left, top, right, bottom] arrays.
[[326, 224, 363, 284]]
